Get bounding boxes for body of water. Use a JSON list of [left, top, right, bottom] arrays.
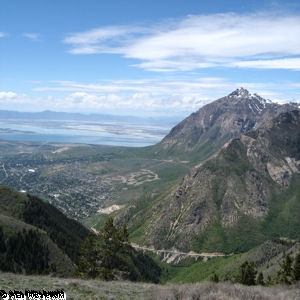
[[0, 119, 174, 147]]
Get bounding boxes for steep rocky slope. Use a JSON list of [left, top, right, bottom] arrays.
[[124, 110, 300, 253], [153, 88, 296, 162]]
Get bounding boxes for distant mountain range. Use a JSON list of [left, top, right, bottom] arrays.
[[0, 109, 180, 125]]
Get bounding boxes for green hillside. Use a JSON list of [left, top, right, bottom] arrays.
[[0, 186, 89, 276], [164, 240, 300, 285]]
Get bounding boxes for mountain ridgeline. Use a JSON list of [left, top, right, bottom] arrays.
[[117, 89, 300, 254], [153, 88, 297, 163]]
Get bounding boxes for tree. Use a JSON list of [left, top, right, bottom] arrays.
[[293, 251, 300, 281], [97, 217, 129, 280], [0, 226, 6, 253], [256, 272, 264, 285], [239, 261, 257, 285], [277, 253, 294, 284], [75, 233, 98, 278], [210, 273, 219, 283], [76, 217, 131, 280], [75, 217, 161, 282]]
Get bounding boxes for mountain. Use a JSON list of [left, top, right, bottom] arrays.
[[120, 109, 300, 253], [0, 109, 180, 125], [0, 186, 89, 276], [153, 88, 297, 163]]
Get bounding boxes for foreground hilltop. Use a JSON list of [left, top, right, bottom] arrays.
[[1, 271, 299, 300]]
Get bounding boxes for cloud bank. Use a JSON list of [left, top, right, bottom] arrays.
[[64, 12, 300, 71], [1, 78, 299, 116]]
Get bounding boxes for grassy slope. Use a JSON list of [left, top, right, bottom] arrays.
[[0, 272, 299, 300]]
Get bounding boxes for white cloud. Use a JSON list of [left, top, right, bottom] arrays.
[[64, 12, 300, 71], [0, 91, 17, 99], [64, 26, 148, 54], [1, 78, 229, 115], [1, 76, 300, 116], [0, 32, 7, 38], [33, 78, 230, 96], [230, 57, 300, 70], [22, 33, 40, 41], [14, 77, 295, 115]]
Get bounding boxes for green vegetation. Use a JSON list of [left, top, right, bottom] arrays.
[[192, 216, 265, 254], [238, 261, 257, 285], [276, 252, 300, 285], [162, 239, 300, 286], [76, 217, 161, 283], [0, 108, 300, 296], [263, 174, 300, 241], [22, 194, 89, 263], [0, 186, 89, 276], [0, 226, 50, 274], [0, 140, 190, 222]]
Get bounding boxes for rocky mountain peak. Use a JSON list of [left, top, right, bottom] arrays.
[[228, 87, 268, 103], [229, 87, 253, 98], [158, 88, 297, 162]]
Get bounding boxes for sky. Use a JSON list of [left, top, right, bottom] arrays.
[[1, 0, 300, 117]]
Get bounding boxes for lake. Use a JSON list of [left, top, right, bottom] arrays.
[[0, 118, 175, 147]]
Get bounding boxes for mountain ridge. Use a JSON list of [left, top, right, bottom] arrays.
[[154, 88, 298, 163]]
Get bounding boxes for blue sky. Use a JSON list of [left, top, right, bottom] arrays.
[[1, 0, 300, 117]]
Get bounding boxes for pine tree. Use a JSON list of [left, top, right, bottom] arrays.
[[75, 233, 99, 278], [293, 251, 300, 281], [210, 273, 219, 283], [97, 217, 130, 280], [75, 217, 130, 280], [75, 217, 161, 282], [256, 272, 264, 285], [0, 226, 6, 253], [277, 253, 294, 284], [119, 223, 129, 243], [239, 261, 257, 285]]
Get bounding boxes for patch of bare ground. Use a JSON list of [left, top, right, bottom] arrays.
[[0, 272, 299, 299]]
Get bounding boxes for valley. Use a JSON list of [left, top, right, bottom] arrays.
[[1, 88, 300, 293], [0, 141, 189, 221]]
